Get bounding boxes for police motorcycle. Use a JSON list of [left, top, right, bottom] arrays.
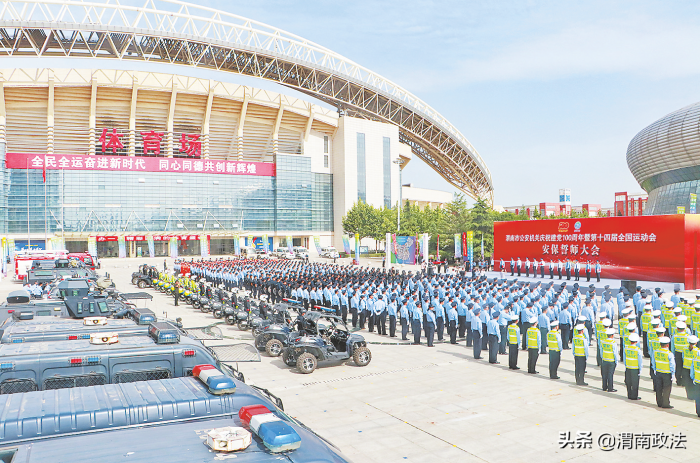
[[235, 295, 265, 331]]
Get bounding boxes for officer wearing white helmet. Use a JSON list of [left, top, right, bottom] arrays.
[[688, 336, 700, 416], [600, 327, 618, 392], [651, 336, 675, 409], [672, 321, 689, 386], [526, 316, 541, 374], [682, 335, 699, 400], [624, 333, 643, 400], [572, 324, 589, 386], [547, 320, 562, 379]]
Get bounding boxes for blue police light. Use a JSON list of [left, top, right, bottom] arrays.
[[85, 356, 100, 363], [148, 322, 180, 344], [206, 375, 237, 395], [11, 338, 24, 343], [257, 421, 301, 453], [79, 334, 90, 339], [0, 363, 14, 370]]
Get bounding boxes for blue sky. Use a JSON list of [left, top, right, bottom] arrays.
[[188, 0, 699, 208], [13, 0, 700, 207]]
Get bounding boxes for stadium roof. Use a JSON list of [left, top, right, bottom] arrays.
[[0, 0, 494, 203]]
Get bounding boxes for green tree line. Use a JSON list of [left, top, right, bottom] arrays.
[[341, 195, 521, 260]]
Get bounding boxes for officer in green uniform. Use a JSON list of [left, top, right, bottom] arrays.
[[600, 328, 618, 392], [548, 320, 562, 379], [526, 316, 540, 374], [688, 337, 700, 416], [573, 324, 589, 386], [624, 333, 643, 400], [651, 336, 675, 409], [672, 321, 689, 386], [507, 316, 520, 370], [641, 304, 653, 357]]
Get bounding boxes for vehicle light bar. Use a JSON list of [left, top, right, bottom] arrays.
[[148, 322, 180, 344], [84, 317, 107, 326], [70, 358, 82, 364], [85, 356, 100, 364], [238, 404, 270, 425], [80, 334, 90, 339], [11, 338, 24, 343], [249, 412, 301, 453], [182, 349, 196, 357], [68, 335, 78, 340], [193, 364, 236, 395], [89, 332, 119, 345], [0, 363, 14, 370], [206, 427, 252, 452], [7, 310, 14, 313]]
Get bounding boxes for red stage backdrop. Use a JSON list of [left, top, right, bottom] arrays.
[[494, 215, 700, 289]]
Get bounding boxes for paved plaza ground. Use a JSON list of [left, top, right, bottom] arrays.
[[3, 256, 700, 463]]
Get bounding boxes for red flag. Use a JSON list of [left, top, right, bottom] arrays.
[[42, 155, 46, 183]]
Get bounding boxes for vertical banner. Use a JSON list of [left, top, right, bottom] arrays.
[[354, 233, 360, 265], [462, 232, 467, 259], [691, 193, 697, 214], [200, 234, 210, 258], [87, 236, 97, 258], [1, 237, 6, 277], [286, 235, 293, 253], [392, 235, 416, 264], [454, 233, 462, 258], [342, 235, 351, 254], [247, 234, 253, 248], [481, 234, 484, 259], [234, 235, 241, 255], [678, 206, 686, 214], [169, 237, 178, 258], [262, 234, 269, 253], [147, 236, 155, 258], [313, 236, 322, 254], [385, 232, 392, 269], [466, 231, 474, 262], [421, 234, 429, 263], [117, 236, 126, 259]]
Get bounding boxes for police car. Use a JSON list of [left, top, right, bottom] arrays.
[[0, 373, 351, 462]]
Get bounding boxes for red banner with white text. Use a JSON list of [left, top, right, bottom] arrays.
[[493, 215, 700, 289]]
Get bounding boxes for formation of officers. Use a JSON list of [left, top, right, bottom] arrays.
[[175, 256, 700, 416], [500, 257, 603, 282]]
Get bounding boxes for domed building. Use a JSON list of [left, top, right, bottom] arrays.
[[627, 102, 700, 215]]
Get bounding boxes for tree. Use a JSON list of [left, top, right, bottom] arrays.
[[342, 200, 379, 240]]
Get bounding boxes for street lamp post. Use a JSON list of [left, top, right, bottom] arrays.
[[393, 158, 405, 232]]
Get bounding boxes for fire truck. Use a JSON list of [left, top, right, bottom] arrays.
[[12, 249, 68, 281]]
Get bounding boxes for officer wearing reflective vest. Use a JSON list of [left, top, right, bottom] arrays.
[[641, 304, 653, 358], [682, 334, 699, 400], [507, 316, 520, 370], [692, 304, 700, 336], [688, 336, 700, 416], [573, 324, 589, 386], [600, 328, 618, 392], [624, 332, 643, 400], [622, 322, 637, 363], [672, 321, 689, 386], [649, 324, 665, 391], [662, 301, 674, 329], [547, 320, 562, 379], [651, 336, 675, 409], [594, 313, 606, 367], [526, 316, 541, 374]]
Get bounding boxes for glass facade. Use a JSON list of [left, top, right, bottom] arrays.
[[357, 133, 366, 202], [2, 154, 333, 234], [383, 137, 391, 208], [645, 180, 700, 215]]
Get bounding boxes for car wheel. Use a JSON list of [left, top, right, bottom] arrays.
[[192, 301, 200, 310], [212, 309, 223, 319], [237, 320, 249, 331], [132, 277, 138, 285], [137, 280, 146, 289], [282, 349, 296, 367], [266, 339, 283, 357], [296, 352, 317, 374], [353, 346, 372, 367]]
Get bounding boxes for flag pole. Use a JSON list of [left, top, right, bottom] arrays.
[[26, 158, 30, 249]]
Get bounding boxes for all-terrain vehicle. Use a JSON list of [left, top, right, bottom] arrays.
[[282, 312, 371, 374], [253, 304, 297, 356]]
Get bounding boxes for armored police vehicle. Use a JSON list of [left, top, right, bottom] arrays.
[[0, 374, 351, 462], [0, 322, 246, 395]]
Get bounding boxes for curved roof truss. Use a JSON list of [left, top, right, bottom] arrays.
[[0, 0, 493, 203]]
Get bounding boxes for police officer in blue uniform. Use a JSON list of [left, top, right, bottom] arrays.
[[472, 307, 482, 359], [487, 312, 501, 364]]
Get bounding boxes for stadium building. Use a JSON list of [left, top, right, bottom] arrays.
[[627, 101, 700, 215], [0, 0, 493, 257]]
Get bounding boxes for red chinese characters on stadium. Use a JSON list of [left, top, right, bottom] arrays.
[[179, 133, 201, 158], [96, 128, 201, 157], [141, 131, 164, 156], [493, 215, 700, 289], [99, 128, 124, 154]]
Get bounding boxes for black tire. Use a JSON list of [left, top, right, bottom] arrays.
[[201, 305, 210, 313], [225, 315, 236, 325], [266, 339, 283, 357], [282, 349, 296, 367], [353, 346, 372, 366], [212, 309, 223, 319], [137, 280, 146, 289], [192, 301, 201, 310], [237, 320, 249, 331], [296, 352, 317, 374], [132, 276, 138, 285]]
